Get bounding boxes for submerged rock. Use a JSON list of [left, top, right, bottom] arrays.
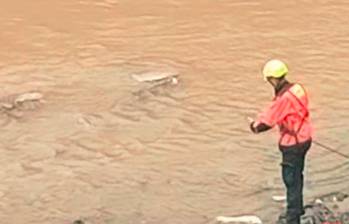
[[0, 92, 43, 110], [1, 102, 14, 110], [0, 92, 44, 118], [14, 92, 43, 105], [130, 71, 180, 99], [131, 71, 179, 85], [73, 220, 84, 224]]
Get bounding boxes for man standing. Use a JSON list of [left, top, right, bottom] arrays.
[[248, 59, 313, 224]]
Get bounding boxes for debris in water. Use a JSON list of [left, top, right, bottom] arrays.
[[131, 71, 179, 85], [272, 195, 286, 202], [216, 215, 263, 224]]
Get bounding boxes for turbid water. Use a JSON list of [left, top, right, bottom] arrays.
[[0, 1, 348, 223]]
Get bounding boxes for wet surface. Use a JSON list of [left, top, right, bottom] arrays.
[[0, 0, 349, 223]]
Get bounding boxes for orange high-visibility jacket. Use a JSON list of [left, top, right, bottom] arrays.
[[255, 83, 312, 146]]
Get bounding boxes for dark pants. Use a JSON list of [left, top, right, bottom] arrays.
[[279, 140, 312, 224]]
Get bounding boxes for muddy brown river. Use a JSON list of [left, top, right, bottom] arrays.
[[0, 1, 348, 224]]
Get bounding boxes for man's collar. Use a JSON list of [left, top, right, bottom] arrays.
[[275, 79, 290, 96]]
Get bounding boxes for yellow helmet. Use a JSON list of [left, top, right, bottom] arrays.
[[262, 59, 288, 81]]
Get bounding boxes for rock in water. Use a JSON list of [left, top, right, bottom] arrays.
[[0, 92, 43, 118], [73, 220, 84, 224], [14, 92, 43, 105], [1, 102, 14, 110], [131, 71, 179, 84]]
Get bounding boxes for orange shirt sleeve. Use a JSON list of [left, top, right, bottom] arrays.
[[256, 96, 291, 127]]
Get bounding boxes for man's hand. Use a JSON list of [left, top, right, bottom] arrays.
[[247, 117, 272, 134], [247, 116, 254, 124], [247, 116, 257, 133]]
